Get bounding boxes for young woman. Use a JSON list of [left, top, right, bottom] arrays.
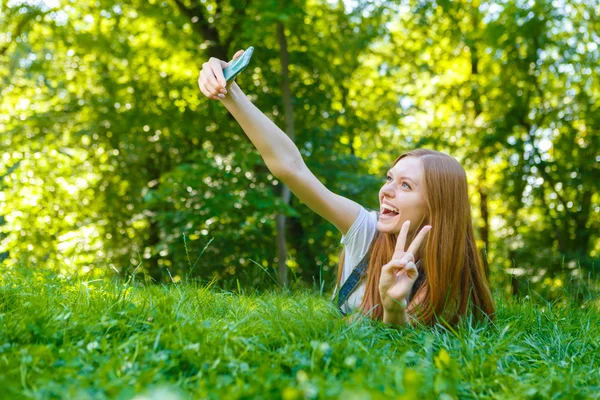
[[198, 50, 496, 329]]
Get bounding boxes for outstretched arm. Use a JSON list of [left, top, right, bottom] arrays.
[[219, 81, 302, 179], [218, 81, 360, 236]]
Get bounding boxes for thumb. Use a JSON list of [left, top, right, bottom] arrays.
[[404, 262, 418, 280], [232, 49, 245, 59], [226, 49, 244, 66], [394, 262, 417, 280], [216, 50, 243, 71], [384, 259, 407, 278], [216, 50, 244, 87]]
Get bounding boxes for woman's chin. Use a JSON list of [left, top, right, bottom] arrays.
[[376, 217, 399, 233]]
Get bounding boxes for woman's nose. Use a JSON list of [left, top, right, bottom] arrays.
[[382, 184, 395, 198]]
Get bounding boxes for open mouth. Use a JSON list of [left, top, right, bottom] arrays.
[[380, 207, 400, 218]]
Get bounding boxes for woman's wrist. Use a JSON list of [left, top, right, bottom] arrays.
[[382, 304, 409, 326], [220, 81, 243, 104], [383, 310, 408, 326], [381, 294, 407, 314]]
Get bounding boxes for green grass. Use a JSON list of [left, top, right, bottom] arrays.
[[0, 269, 598, 400]]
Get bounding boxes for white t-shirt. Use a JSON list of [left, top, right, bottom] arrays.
[[331, 205, 424, 315], [331, 205, 379, 314]]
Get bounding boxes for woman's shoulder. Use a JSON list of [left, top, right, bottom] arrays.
[[340, 204, 378, 264]]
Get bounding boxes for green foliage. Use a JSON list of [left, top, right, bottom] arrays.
[[0, 269, 598, 398], [0, 0, 598, 296]]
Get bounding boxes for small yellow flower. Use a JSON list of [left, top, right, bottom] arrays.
[[434, 348, 451, 369]]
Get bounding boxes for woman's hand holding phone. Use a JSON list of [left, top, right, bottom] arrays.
[[198, 49, 245, 101]]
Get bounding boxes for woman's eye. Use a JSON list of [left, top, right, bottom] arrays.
[[386, 175, 411, 189]]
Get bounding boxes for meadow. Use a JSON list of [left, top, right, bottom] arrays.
[[0, 268, 598, 399], [2, 1, 599, 398]]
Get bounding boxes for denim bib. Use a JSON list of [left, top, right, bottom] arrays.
[[335, 254, 425, 316], [335, 251, 370, 316]]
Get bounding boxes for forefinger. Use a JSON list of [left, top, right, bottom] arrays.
[[209, 58, 227, 89], [202, 62, 223, 93], [200, 64, 219, 95], [393, 220, 410, 259], [406, 225, 432, 256]]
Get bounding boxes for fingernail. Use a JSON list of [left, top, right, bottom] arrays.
[[218, 93, 225, 98]]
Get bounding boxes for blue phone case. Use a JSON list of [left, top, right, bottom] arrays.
[[223, 46, 254, 82]]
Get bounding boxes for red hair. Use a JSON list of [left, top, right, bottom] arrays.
[[337, 149, 496, 328]]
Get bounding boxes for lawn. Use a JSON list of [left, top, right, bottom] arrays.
[[0, 269, 598, 399]]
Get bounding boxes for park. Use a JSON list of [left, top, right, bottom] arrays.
[[1, 0, 598, 398]]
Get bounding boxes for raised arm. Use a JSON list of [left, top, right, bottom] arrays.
[[274, 161, 360, 236], [198, 52, 360, 235]]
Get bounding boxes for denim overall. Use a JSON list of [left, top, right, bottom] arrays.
[[335, 252, 425, 316]]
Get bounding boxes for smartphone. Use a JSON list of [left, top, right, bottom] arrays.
[[223, 46, 254, 82]]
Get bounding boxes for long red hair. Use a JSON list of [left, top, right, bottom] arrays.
[[337, 149, 496, 328]]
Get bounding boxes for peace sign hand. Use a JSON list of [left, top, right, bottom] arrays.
[[379, 220, 432, 313]]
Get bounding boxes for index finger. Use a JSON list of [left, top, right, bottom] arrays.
[[406, 225, 432, 256], [392, 220, 411, 259], [208, 59, 228, 89], [214, 49, 245, 87]]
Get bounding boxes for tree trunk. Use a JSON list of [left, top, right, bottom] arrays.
[[477, 166, 491, 280], [465, 9, 492, 283], [287, 207, 316, 283], [573, 189, 592, 262], [340, 84, 354, 156], [275, 21, 296, 288], [508, 249, 520, 297], [146, 219, 162, 283], [144, 161, 164, 282]]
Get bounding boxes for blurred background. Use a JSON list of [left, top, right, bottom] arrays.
[[1, 0, 598, 300]]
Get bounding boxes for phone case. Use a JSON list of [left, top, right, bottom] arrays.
[[223, 46, 254, 82]]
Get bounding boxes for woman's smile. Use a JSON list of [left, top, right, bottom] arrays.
[[379, 211, 400, 220]]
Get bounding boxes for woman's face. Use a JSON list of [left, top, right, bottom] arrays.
[[377, 156, 428, 235]]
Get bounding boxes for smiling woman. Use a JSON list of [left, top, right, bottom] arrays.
[[198, 52, 495, 330], [335, 149, 496, 328]]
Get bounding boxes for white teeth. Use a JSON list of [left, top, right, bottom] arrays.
[[381, 204, 399, 213]]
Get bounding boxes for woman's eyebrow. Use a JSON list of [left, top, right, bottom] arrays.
[[387, 170, 419, 186]]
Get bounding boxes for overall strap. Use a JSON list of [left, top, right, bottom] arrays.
[[336, 251, 370, 314], [335, 253, 425, 316]]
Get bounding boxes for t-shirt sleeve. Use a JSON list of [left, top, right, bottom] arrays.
[[340, 205, 378, 267]]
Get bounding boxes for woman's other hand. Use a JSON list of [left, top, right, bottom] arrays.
[[379, 220, 431, 313], [198, 49, 245, 100]]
